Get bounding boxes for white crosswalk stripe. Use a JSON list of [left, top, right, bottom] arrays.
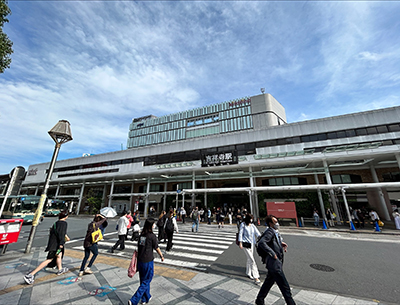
[[71, 224, 237, 271]]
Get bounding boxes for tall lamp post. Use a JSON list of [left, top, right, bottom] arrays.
[[25, 120, 73, 254]]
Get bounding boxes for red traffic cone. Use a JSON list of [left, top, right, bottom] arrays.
[[257, 218, 260, 226]]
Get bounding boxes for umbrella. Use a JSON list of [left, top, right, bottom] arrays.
[[100, 207, 118, 218]]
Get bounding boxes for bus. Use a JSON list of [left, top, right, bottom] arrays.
[[44, 199, 67, 216], [1, 196, 44, 224]]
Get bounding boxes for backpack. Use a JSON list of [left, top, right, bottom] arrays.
[[165, 218, 174, 233], [192, 211, 198, 220], [256, 231, 268, 261], [157, 217, 164, 228]]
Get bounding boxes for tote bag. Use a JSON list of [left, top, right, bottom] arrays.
[[91, 224, 103, 243], [128, 251, 138, 278]]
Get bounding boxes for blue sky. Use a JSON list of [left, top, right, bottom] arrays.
[[1, 1, 400, 174]]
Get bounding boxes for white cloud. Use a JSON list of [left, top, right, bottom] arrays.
[[1, 1, 400, 173]]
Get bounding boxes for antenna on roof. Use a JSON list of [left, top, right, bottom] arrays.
[[260, 88, 265, 94]]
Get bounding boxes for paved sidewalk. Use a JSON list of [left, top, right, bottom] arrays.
[[0, 246, 394, 305]]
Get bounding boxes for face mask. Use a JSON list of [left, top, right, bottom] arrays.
[[274, 222, 280, 230], [250, 219, 253, 223]]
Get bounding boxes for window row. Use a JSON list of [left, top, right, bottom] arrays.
[[187, 114, 219, 127]]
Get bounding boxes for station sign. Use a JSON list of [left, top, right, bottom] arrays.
[[201, 151, 238, 167]]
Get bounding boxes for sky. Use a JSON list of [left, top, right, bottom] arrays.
[[1, 1, 400, 174]]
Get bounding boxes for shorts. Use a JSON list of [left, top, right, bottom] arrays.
[[46, 249, 62, 260]]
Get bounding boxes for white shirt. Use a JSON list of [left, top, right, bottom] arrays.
[[117, 215, 129, 235]]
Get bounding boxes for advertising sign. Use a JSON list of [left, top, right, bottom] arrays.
[[0, 218, 23, 245], [266, 202, 298, 227]]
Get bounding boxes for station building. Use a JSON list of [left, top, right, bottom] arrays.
[[20, 93, 400, 223]]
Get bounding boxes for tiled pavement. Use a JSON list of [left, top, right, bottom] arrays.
[[0, 246, 393, 305]]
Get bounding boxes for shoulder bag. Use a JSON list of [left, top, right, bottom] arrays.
[[128, 250, 138, 278], [91, 223, 103, 243]]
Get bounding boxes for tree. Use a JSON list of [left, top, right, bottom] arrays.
[[0, 0, 13, 73]]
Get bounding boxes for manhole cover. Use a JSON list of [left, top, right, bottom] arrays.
[[309, 264, 335, 272]]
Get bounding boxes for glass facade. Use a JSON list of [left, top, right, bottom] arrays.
[[127, 97, 252, 148]]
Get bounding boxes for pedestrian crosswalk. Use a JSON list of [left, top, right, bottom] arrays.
[[70, 224, 237, 271]]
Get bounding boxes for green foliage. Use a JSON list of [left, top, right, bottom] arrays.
[[258, 191, 330, 218], [0, 0, 13, 73], [86, 189, 102, 214]]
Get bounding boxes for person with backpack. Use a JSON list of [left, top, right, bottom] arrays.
[[78, 214, 107, 276], [255, 215, 296, 305], [238, 214, 261, 284], [164, 209, 179, 251], [156, 210, 166, 243], [190, 206, 200, 232], [24, 212, 69, 285]]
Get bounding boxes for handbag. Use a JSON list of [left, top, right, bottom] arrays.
[[378, 220, 384, 227], [91, 224, 103, 243], [128, 250, 138, 278], [242, 242, 251, 248]]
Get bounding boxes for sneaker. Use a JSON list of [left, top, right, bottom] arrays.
[[78, 271, 84, 277], [57, 267, 69, 275], [24, 273, 34, 285], [110, 247, 114, 253], [84, 267, 93, 274], [128, 301, 133, 305], [141, 297, 152, 304], [254, 279, 261, 285]]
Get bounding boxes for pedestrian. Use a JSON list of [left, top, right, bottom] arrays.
[[236, 208, 243, 229], [24, 212, 69, 285], [228, 207, 233, 225], [190, 206, 200, 232], [126, 211, 134, 240], [110, 211, 130, 253], [255, 215, 296, 305], [164, 209, 179, 251], [207, 208, 212, 225], [357, 209, 365, 228], [326, 208, 334, 227], [313, 209, 319, 227], [238, 214, 261, 284], [199, 208, 205, 222], [369, 209, 380, 227], [128, 218, 164, 305], [133, 210, 140, 224], [180, 206, 186, 224], [392, 209, 400, 230], [156, 210, 166, 242], [78, 214, 107, 276], [131, 220, 141, 241], [352, 208, 360, 228], [218, 207, 225, 228], [99, 218, 108, 236]]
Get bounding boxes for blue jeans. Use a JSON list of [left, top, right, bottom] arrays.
[[80, 243, 98, 271], [192, 219, 199, 232], [130, 260, 154, 305]]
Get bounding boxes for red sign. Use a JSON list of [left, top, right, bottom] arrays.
[[266, 202, 298, 227], [0, 219, 23, 245]]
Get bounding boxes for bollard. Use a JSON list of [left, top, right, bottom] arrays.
[[322, 220, 328, 229], [374, 221, 381, 232], [298, 219, 303, 227], [350, 221, 356, 231]]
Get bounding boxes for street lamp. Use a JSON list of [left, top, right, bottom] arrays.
[[25, 120, 73, 253]]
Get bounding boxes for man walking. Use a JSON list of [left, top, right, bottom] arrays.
[[111, 211, 130, 253], [255, 215, 296, 305], [190, 207, 200, 232], [24, 212, 69, 285]]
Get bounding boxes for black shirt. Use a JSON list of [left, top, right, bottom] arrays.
[[45, 220, 68, 252], [137, 232, 158, 263]]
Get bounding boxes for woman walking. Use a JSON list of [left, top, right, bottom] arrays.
[[78, 214, 107, 276], [128, 218, 164, 305], [156, 210, 166, 243], [238, 214, 261, 284], [164, 209, 179, 252]]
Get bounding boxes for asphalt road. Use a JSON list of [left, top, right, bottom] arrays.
[[5, 217, 400, 303], [210, 228, 400, 304]]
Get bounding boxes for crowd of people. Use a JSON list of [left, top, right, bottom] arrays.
[[23, 203, 399, 305]]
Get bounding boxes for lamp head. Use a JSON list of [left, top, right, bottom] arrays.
[[48, 120, 73, 144]]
